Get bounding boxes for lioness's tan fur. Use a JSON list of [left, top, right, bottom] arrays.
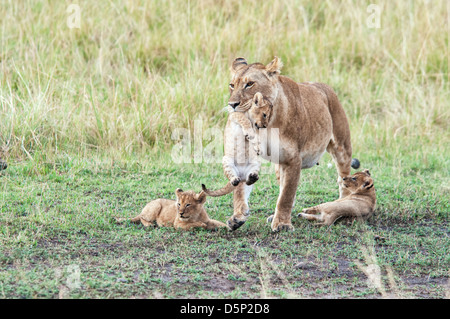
[[226, 56, 357, 231], [115, 189, 228, 231], [298, 169, 376, 226]]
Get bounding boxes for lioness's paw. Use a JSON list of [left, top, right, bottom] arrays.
[[246, 173, 259, 185], [271, 222, 295, 232], [227, 216, 247, 231]]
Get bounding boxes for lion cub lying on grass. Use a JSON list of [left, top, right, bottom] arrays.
[[116, 188, 229, 231], [298, 169, 376, 226]]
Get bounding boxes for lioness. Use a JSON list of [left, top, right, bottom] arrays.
[[226, 56, 359, 232], [298, 169, 376, 226], [116, 188, 228, 231]]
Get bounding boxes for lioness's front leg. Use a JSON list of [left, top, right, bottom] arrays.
[[271, 158, 301, 232]]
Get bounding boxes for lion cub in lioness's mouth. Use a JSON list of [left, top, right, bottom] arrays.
[[298, 169, 376, 226], [115, 188, 229, 231]]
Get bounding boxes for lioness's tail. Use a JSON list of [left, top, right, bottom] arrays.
[[351, 158, 360, 169], [201, 182, 235, 197]]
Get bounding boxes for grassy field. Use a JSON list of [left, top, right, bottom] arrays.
[[0, 0, 449, 298]]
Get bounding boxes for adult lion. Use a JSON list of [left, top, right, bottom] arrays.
[[226, 56, 359, 232]]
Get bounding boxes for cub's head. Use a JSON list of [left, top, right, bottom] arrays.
[[228, 57, 282, 112], [341, 169, 374, 194], [248, 92, 273, 129], [175, 188, 206, 220]]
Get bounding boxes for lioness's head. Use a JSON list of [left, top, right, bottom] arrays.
[[248, 92, 273, 129], [341, 169, 374, 194], [228, 57, 282, 112], [175, 188, 206, 220]]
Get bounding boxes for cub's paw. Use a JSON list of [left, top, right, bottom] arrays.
[[245, 133, 255, 141], [114, 217, 127, 224], [253, 143, 261, 156], [297, 208, 317, 217], [231, 177, 241, 186], [246, 173, 259, 185], [266, 214, 274, 223]]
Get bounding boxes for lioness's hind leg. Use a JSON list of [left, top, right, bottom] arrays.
[[327, 140, 352, 198]]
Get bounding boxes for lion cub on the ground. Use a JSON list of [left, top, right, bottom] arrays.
[[205, 92, 273, 197], [116, 188, 228, 230], [298, 169, 376, 226]]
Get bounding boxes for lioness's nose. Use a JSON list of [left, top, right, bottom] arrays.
[[229, 101, 240, 109]]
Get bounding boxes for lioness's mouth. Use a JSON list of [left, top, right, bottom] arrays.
[[234, 99, 252, 112]]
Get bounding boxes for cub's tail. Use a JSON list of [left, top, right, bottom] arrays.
[[351, 158, 360, 169], [201, 182, 235, 197], [0, 158, 7, 171]]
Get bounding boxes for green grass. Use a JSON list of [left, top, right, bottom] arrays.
[[0, 0, 449, 299], [0, 154, 448, 298]]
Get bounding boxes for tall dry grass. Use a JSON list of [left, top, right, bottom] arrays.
[[0, 0, 448, 168]]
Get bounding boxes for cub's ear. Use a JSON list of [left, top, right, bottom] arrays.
[[231, 57, 248, 73], [253, 92, 264, 107], [196, 190, 207, 204], [265, 56, 283, 76], [363, 169, 371, 176], [362, 180, 374, 189], [175, 188, 183, 197]]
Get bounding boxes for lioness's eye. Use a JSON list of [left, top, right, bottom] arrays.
[[245, 81, 255, 89], [229, 83, 234, 89]]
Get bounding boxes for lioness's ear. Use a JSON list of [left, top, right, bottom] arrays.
[[265, 56, 283, 76], [363, 169, 371, 176], [253, 92, 264, 107], [196, 190, 207, 204], [231, 57, 248, 73]]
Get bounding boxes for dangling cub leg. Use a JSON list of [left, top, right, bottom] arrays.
[[228, 183, 253, 231]]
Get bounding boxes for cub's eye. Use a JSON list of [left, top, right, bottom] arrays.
[[263, 113, 267, 119], [177, 203, 181, 207], [245, 81, 255, 89], [229, 83, 234, 90], [185, 204, 191, 207], [352, 177, 357, 181]]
